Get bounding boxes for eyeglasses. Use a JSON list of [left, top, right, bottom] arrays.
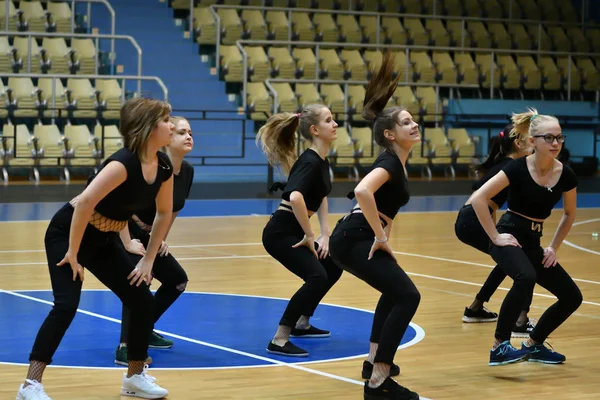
[[533, 134, 566, 144]]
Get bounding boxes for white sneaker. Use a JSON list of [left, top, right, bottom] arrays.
[[121, 366, 168, 399], [16, 379, 52, 400]]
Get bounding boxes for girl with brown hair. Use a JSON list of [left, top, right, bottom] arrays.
[[17, 97, 174, 400], [257, 104, 341, 357], [329, 51, 421, 400]]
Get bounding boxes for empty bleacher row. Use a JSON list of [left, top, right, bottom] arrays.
[[0, 35, 98, 74], [0, 76, 123, 122], [1, 0, 74, 33], [0, 122, 123, 182]]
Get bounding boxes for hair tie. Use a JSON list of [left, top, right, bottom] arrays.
[[499, 131, 504, 138], [530, 114, 539, 121], [297, 113, 302, 118]]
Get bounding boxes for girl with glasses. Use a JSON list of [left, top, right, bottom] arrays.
[[470, 108, 582, 366]]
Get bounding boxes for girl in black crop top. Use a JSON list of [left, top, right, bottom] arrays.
[[455, 124, 535, 332], [256, 105, 342, 358], [471, 109, 582, 367], [329, 51, 421, 400], [113, 116, 194, 364], [17, 98, 173, 400]]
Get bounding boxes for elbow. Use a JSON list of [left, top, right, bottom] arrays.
[[289, 191, 304, 206], [354, 187, 371, 200]]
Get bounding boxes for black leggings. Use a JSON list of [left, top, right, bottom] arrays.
[[455, 204, 531, 312], [120, 221, 188, 343], [29, 203, 155, 364], [262, 210, 342, 328], [329, 213, 420, 365], [490, 212, 583, 342]]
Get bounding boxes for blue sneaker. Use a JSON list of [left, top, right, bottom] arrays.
[[522, 342, 566, 364], [489, 340, 531, 366]]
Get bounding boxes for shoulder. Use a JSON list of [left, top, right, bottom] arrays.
[[373, 150, 402, 177], [560, 161, 578, 189]]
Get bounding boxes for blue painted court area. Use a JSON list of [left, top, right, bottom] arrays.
[[0, 290, 422, 369], [0, 193, 599, 222]]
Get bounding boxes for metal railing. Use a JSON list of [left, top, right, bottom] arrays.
[[0, 31, 143, 93], [207, 3, 600, 71], [4, 0, 116, 70], [236, 39, 600, 105]]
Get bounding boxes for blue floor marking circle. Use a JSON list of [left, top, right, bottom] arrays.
[[0, 290, 424, 369]]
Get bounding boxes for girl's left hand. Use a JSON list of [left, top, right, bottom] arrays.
[[315, 234, 330, 259], [542, 246, 558, 268]]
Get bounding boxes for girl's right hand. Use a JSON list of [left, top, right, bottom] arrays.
[[493, 233, 521, 247], [292, 234, 318, 258], [57, 250, 85, 281], [368, 238, 397, 261], [125, 239, 146, 256]]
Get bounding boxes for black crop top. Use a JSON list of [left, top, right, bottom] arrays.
[[349, 150, 410, 220], [502, 156, 578, 219], [135, 160, 194, 225], [88, 148, 173, 221], [471, 158, 514, 208], [282, 149, 331, 212]]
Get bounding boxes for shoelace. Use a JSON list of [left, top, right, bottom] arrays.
[[24, 380, 52, 400], [141, 364, 157, 384]]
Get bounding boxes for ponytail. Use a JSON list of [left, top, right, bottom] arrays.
[[256, 112, 300, 175]]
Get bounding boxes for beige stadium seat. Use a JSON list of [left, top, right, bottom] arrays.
[[402, 0, 421, 14], [576, 57, 600, 92], [0, 36, 12, 74], [295, 83, 322, 107], [538, 56, 561, 92], [526, 24, 552, 51], [556, 0, 579, 22], [394, 51, 413, 82], [556, 57, 582, 92], [516, 56, 541, 90], [410, 51, 436, 83], [0, 1, 18, 31], [37, 77, 68, 118], [13, 36, 42, 73], [393, 86, 419, 115], [454, 53, 479, 86], [217, 9, 243, 45], [8, 77, 38, 118], [95, 79, 122, 120], [194, 7, 216, 45], [508, 23, 531, 50], [444, 0, 463, 16], [352, 127, 381, 167], [463, 0, 482, 17], [47, 1, 72, 33], [2, 124, 35, 166], [0, 79, 8, 119], [220, 45, 243, 82], [415, 86, 440, 122], [41, 38, 70, 74], [432, 52, 457, 84], [271, 83, 298, 113], [496, 55, 521, 90], [482, 0, 503, 18], [64, 124, 95, 166], [382, 16, 406, 45], [426, 19, 451, 47], [34, 124, 65, 167], [403, 18, 429, 46], [567, 28, 590, 53], [340, 49, 367, 80], [245, 46, 271, 82], [359, 16, 378, 44], [547, 26, 571, 52], [467, 22, 492, 48], [363, 50, 382, 76], [318, 49, 344, 81], [447, 20, 469, 47], [246, 82, 272, 121], [290, 12, 315, 42], [19, 1, 47, 32], [269, 47, 296, 80], [292, 47, 316, 79], [447, 128, 476, 164], [337, 15, 361, 44], [319, 84, 345, 117], [265, 11, 289, 41], [66, 78, 97, 118], [71, 38, 97, 75], [329, 126, 355, 169], [408, 142, 431, 179], [93, 124, 123, 162], [347, 84, 365, 121], [312, 13, 339, 43], [425, 128, 453, 177], [488, 23, 511, 49], [241, 10, 267, 41], [475, 53, 501, 89]]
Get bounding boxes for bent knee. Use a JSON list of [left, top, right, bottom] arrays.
[[176, 281, 188, 292]]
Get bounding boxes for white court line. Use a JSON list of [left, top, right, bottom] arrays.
[[0, 288, 432, 399], [563, 218, 600, 256]]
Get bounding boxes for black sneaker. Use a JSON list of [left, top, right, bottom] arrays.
[[511, 318, 536, 338], [364, 377, 419, 400], [361, 360, 400, 379], [266, 341, 309, 357], [290, 325, 330, 338], [462, 306, 498, 323]]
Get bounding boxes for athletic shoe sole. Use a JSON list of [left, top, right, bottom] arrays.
[[266, 348, 309, 357], [462, 316, 498, 323]]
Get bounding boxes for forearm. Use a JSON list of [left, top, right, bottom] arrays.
[[317, 198, 330, 236], [145, 211, 171, 262], [119, 225, 133, 246], [471, 194, 499, 242], [163, 212, 178, 241], [68, 201, 95, 254], [549, 212, 576, 251], [384, 219, 393, 240], [291, 196, 314, 237], [355, 190, 386, 240]]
